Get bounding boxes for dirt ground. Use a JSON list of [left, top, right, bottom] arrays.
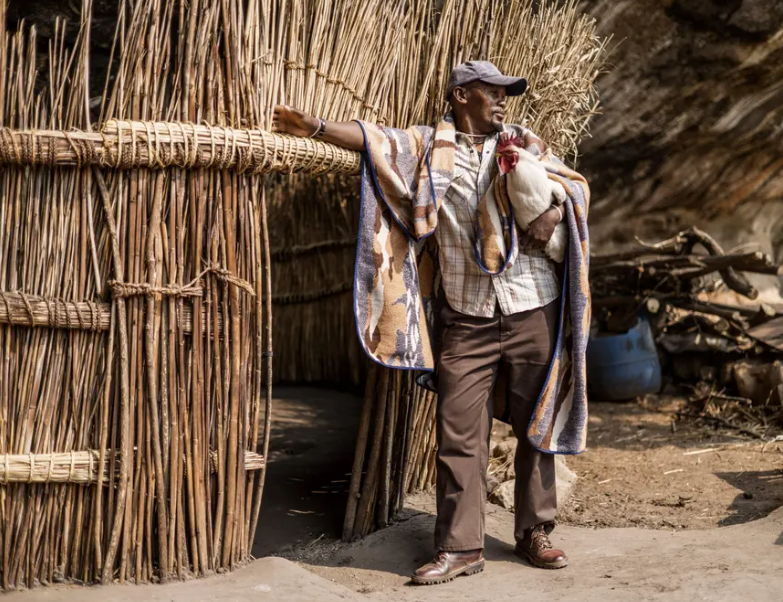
[[557, 397, 783, 530], [7, 389, 783, 601], [12, 499, 782, 602]]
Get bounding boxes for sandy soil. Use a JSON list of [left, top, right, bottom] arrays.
[[558, 397, 783, 530]]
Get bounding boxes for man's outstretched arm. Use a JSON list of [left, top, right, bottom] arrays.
[[271, 105, 366, 151]]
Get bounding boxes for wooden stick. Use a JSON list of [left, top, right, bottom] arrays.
[[249, 183, 275, 550], [377, 370, 397, 528], [94, 169, 131, 585], [351, 368, 389, 541], [342, 365, 378, 541], [144, 172, 169, 581]]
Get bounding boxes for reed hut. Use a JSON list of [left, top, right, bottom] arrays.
[[0, 0, 605, 589]]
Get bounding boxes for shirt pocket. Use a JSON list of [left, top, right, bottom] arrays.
[[446, 171, 474, 210]]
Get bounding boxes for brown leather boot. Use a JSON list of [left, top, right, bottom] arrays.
[[411, 550, 485, 585], [514, 525, 568, 569]]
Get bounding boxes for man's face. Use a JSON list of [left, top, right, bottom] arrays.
[[452, 82, 507, 132]]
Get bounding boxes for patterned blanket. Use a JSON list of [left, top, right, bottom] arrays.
[[353, 117, 591, 454]]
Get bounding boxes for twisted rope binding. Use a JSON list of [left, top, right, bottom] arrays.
[[204, 264, 256, 296], [107, 280, 204, 299], [0, 291, 15, 326], [17, 291, 35, 327]]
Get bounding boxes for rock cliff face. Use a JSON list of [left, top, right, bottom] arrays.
[[579, 0, 783, 276]]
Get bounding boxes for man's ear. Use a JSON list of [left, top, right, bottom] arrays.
[[451, 86, 469, 105]]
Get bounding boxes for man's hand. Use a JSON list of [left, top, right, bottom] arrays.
[[519, 207, 560, 251], [271, 105, 366, 151], [271, 105, 320, 137]]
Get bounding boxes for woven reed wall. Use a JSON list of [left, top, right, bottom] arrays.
[[0, 1, 275, 589], [267, 174, 365, 387], [0, 0, 606, 588]]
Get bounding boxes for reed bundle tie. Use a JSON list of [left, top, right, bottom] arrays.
[[108, 264, 255, 300], [0, 121, 361, 176], [271, 237, 355, 261], [272, 281, 352, 305], [0, 451, 101, 484], [204, 264, 257, 296], [0, 450, 262, 484], [282, 61, 379, 114], [0, 291, 102, 331], [107, 280, 205, 299]]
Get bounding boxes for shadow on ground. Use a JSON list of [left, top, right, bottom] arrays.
[[285, 501, 529, 584], [716, 470, 783, 526], [252, 386, 362, 557]]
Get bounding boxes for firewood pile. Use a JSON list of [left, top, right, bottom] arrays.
[[590, 227, 783, 434]]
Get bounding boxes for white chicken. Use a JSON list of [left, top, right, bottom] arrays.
[[496, 133, 567, 263]]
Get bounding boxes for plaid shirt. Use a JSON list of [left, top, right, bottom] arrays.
[[434, 129, 561, 318]]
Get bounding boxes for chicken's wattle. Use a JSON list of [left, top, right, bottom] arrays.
[[498, 152, 519, 175]]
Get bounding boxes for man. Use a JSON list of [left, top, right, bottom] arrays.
[[273, 61, 589, 585]]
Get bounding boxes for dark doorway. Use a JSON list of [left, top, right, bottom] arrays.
[[252, 386, 362, 557]]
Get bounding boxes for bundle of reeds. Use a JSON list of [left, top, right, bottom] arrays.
[[0, 0, 460, 588], [0, 6, 116, 589]]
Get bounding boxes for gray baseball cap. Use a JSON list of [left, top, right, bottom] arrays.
[[445, 61, 528, 99]]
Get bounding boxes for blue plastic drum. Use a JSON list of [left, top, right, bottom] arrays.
[[587, 314, 662, 401]]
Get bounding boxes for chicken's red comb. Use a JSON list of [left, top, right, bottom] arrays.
[[497, 133, 525, 152]]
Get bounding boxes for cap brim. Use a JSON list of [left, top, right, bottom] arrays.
[[479, 75, 528, 96]]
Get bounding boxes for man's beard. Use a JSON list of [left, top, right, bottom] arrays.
[[491, 117, 504, 132]]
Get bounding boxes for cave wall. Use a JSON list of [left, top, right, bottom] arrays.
[[579, 0, 783, 285]]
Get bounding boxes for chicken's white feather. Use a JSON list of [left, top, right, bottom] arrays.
[[502, 146, 568, 263]]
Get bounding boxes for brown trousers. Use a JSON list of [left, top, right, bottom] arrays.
[[435, 300, 558, 551]]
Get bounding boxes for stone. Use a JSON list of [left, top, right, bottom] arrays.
[[733, 359, 783, 405], [489, 479, 516, 510], [728, 0, 783, 35], [487, 471, 504, 496], [492, 438, 517, 460]]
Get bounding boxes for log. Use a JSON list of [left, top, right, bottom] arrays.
[[679, 227, 758, 299]]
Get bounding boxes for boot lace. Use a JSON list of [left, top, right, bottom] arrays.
[[530, 526, 553, 551]]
